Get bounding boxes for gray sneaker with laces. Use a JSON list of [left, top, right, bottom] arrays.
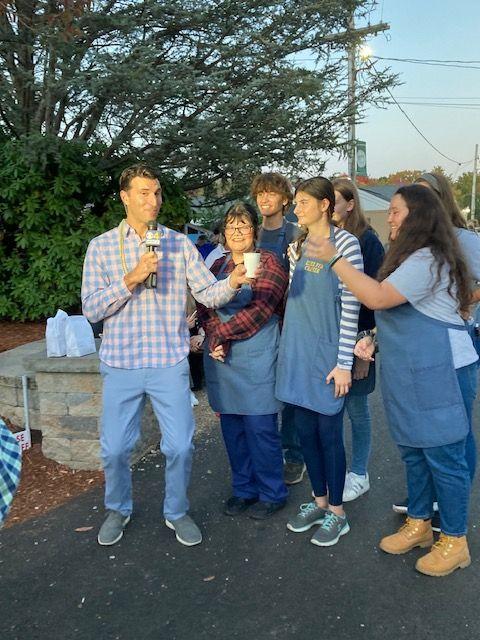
[[310, 511, 350, 547], [165, 514, 202, 546], [286, 502, 327, 533], [97, 510, 131, 546]]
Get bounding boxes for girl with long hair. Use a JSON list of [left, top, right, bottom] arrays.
[[332, 178, 385, 501], [276, 176, 363, 547], [310, 184, 477, 576]]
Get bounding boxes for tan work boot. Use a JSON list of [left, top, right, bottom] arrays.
[[379, 517, 433, 555], [416, 534, 471, 577]]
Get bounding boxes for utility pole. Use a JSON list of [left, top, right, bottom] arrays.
[[471, 143, 478, 222], [347, 16, 389, 181], [347, 13, 356, 180]]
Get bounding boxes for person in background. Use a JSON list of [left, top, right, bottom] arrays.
[[196, 234, 215, 260], [332, 178, 385, 502], [186, 293, 204, 405], [313, 184, 476, 576], [277, 177, 363, 547], [204, 225, 227, 269], [82, 164, 251, 548], [390, 172, 480, 523], [251, 172, 305, 486], [197, 202, 289, 520]]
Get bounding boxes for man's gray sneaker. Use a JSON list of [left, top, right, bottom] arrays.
[[284, 462, 307, 485], [310, 511, 350, 547], [165, 515, 202, 546], [97, 510, 131, 546], [286, 502, 327, 533]]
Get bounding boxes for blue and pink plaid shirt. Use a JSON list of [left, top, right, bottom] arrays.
[[81, 222, 237, 369]]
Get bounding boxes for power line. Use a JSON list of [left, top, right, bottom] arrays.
[[370, 62, 472, 166], [387, 102, 480, 110], [372, 56, 480, 71], [393, 96, 480, 100], [379, 56, 480, 64]]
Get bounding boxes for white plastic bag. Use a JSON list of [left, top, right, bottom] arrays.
[[46, 309, 68, 357], [65, 315, 96, 357]]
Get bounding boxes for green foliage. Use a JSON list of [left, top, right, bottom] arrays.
[[0, 136, 190, 320], [0, 0, 396, 200], [454, 172, 480, 218]]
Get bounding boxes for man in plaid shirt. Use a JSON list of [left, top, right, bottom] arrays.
[[81, 164, 250, 547]]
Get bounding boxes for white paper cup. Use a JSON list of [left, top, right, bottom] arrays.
[[243, 252, 260, 278]]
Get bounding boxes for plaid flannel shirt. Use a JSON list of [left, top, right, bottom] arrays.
[[81, 222, 237, 369], [197, 249, 288, 352], [0, 419, 21, 526]]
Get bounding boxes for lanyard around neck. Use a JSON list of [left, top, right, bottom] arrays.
[[118, 219, 130, 275]]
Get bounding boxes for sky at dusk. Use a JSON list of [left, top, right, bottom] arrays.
[[324, 0, 480, 179]]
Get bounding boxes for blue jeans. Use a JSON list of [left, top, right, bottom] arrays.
[[220, 413, 288, 503], [345, 393, 371, 476], [456, 363, 477, 480], [398, 440, 470, 536], [281, 403, 304, 465], [100, 359, 195, 520], [294, 405, 346, 506]]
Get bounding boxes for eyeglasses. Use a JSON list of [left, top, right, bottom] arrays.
[[224, 225, 253, 234]]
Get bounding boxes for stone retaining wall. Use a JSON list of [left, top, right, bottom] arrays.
[[0, 340, 160, 470]]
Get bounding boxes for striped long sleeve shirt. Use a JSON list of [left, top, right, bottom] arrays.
[[81, 222, 237, 369], [288, 228, 363, 370]]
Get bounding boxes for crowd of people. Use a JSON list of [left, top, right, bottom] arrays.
[[78, 163, 479, 578]]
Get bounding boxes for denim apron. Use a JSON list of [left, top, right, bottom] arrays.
[[203, 257, 282, 415], [276, 228, 345, 416], [376, 303, 469, 447], [257, 221, 288, 269]]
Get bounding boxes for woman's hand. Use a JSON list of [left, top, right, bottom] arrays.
[[304, 237, 337, 262], [228, 263, 262, 289], [353, 358, 370, 380], [190, 334, 204, 353], [354, 336, 375, 362], [209, 344, 226, 362], [326, 366, 352, 398]]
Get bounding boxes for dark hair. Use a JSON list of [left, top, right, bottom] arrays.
[[119, 164, 159, 191], [221, 201, 259, 244], [293, 176, 335, 254], [332, 177, 369, 238], [415, 172, 466, 229], [378, 185, 472, 313], [250, 172, 293, 209]]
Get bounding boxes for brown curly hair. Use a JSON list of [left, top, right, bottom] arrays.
[[250, 172, 293, 210]]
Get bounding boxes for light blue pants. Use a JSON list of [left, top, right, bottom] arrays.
[[345, 393, 372, 476], [100, 359, 194, 520]]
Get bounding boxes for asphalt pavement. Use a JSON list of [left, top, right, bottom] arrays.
[[1, 385, 479, 640]]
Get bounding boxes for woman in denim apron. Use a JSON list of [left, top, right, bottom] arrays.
[[391, 172, 480, 522], [310, 185, 476, 577], [276, 177, 363, 547], [197, 203, 288, 520]]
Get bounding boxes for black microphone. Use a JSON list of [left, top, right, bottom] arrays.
[[144, 220, 161, 289]]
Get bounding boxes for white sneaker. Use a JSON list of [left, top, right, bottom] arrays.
[[190, 391, 199, 407], [343, 471, 370, 502]]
